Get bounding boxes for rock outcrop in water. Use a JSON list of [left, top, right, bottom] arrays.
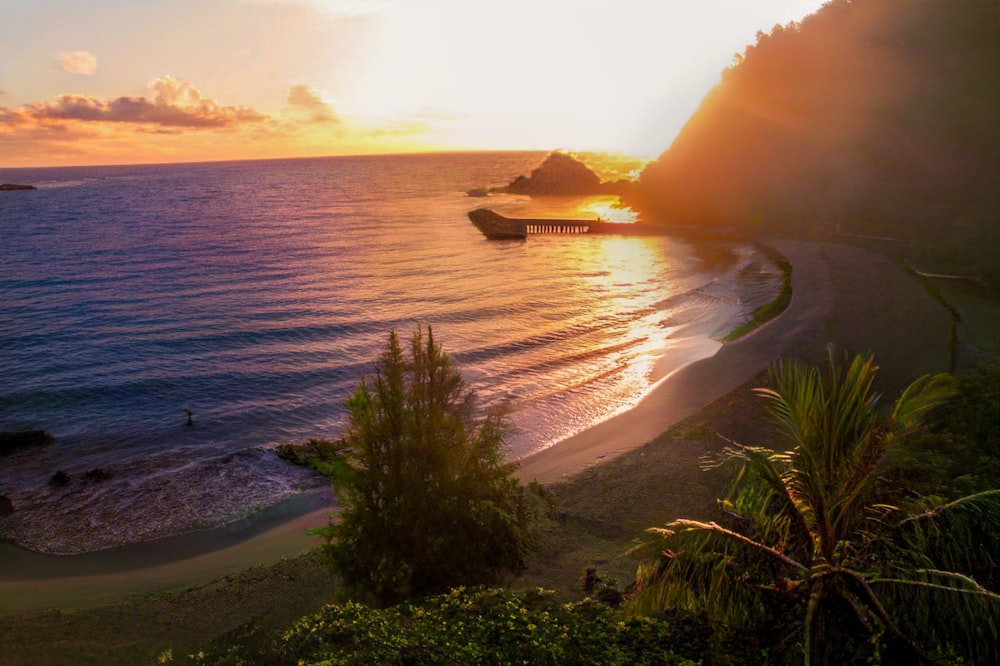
[[0, 430, 54, 456], [468, 152, 633, 197], [503, 152, 602, 195], [49, 470, 72, 487]]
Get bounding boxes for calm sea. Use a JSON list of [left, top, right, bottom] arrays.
[[0, 152, 780, 553]]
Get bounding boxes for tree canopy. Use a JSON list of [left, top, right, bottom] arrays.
[[318, 327, 543, 605], [633, 0, 1000, 286]]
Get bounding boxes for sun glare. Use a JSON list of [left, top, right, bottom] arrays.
[[577, 197, 639, 224], [1, 0, 829, 166]]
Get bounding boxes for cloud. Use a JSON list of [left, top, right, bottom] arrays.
[[59, 50, 98, 75], [1, 76, 268, 128], [287, 85, 339, 123], [0, 77, 433, 166]]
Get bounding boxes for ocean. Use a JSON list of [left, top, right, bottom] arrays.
[[0, 152, 780, 553]]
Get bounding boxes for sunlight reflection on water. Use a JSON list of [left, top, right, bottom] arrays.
[[0, 153, 780, 551]]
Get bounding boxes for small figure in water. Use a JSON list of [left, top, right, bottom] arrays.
[[184, 408, 194, 426]]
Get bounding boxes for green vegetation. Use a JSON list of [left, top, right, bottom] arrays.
[[630, 351, 1000, 664], [0, 552, 339, 666], [5, 355, 999, 664], [276, 437, 347, 478], [722, 244, 792, 342], [175, 587, 717, 666], [315, 327, 546, 605], [884, 361, 1000, 501], [633, 0, 1000, 288]]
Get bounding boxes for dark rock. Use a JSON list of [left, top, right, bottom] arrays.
[[468, 152, 637, 198], [84, 468, 114, 483], [0, 430, 54, 456], [594, 586, 624, 608], [276, 438, 344, 477], [501, 152, 603, 196], [49, 470, 72, 487], [0, 495, 13, 517], [0, 183, 37, 191]]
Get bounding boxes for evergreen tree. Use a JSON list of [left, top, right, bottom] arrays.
[[319, 327, 541, 605]]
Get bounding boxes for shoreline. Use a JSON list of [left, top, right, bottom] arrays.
[[0, 237, 957, 613], [0, 490, 334, 613], [514, 238, 828, 484]]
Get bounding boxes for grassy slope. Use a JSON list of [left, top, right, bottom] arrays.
[[0, 552, 338, 666]]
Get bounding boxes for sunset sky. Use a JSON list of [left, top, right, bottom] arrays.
[[1, 0, 827, 167]]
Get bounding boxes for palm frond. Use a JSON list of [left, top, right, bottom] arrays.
[[889, 489, 1000, 576], [868, 569, 1000, 663], [630, 524, 793, 624], [629, 351, 986, 662], [671, 519, 810, 573], [891, 372, 957, 432]]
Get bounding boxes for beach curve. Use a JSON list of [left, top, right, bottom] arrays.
[[514, 238, 832, 483], [0, 238, 955, 612]]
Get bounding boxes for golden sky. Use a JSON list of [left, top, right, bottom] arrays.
[[0, 0, 827, 167]]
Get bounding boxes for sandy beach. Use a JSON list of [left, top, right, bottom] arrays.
[[0, 238, 954, 613], [516, 238, 952, 483]]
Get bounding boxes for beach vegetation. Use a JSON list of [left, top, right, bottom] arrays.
[[17, 359, 1000, 665], [883, 361, 1000, 503], [630, 350, 1000, 664], [180, 586, 720, 665], [276, 437, 348, 478], [314, 326, 547, 606], [722, 244, 792, 343]]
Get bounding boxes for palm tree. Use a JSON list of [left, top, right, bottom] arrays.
[[630, 350, 1000, 664]]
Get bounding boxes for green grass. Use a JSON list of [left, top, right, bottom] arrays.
[[0, 552, 339, 666], [722, 243, 793, 343]]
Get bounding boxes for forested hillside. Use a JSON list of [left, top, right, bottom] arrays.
[[633, 0, 1000, 285]]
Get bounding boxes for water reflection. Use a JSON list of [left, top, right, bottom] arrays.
[[492, 194, 638, 224]]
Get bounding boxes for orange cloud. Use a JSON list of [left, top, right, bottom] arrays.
[[287, 85, 339, 123], [0, 77, 435, 166], [58, 50, 98, 75], [1, 76, 267, 129]]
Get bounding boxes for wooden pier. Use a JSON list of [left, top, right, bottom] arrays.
[[468, 208, 657, 240]]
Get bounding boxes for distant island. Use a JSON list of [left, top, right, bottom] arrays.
[[467, 151, 633, 197], [0, 183, 36, 191]]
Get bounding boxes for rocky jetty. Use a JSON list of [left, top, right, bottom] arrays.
[[0, 183, 37, 191]]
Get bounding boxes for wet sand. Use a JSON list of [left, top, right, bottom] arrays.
[[0, 491, 334, 613], [515, 238, 832, 483], [0, 238, 954, 613], [516, 238, 952, 482]]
